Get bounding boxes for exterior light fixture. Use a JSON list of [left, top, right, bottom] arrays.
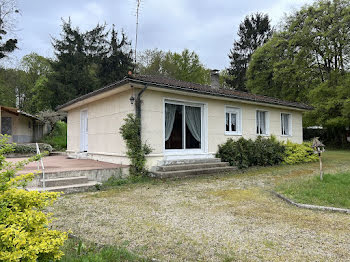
[[129, 96, 135, 105]]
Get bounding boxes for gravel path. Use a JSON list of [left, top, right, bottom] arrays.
[[51, 168, 350, 262]]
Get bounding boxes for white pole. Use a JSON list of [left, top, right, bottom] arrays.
[[36, 143, 45, 190]]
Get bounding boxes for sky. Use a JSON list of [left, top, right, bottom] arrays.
[[7, 0, 314, 70]]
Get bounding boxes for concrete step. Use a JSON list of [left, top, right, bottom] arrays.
[[157, 162, 230, 172], [28, 181, 101, 194], [162, 158, 221, 166], [39, 176, 88, 187], [152, 166, 237, 179]]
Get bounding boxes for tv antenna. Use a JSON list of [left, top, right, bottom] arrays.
[[134, 0, 142, 65]]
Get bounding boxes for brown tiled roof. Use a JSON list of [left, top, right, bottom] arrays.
[[57, 74, 313, 110], [129, 74, 313, 110]]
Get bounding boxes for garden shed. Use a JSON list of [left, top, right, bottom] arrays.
[[0, 106, 48, 143]]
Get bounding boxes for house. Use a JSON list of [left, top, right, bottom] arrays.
[[57, 71, 312, 173], [0, 106, 48, 143]]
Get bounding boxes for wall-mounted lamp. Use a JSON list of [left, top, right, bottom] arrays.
[[129, 96, 135, 105]]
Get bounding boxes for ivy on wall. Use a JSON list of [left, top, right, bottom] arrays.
[[120, 114, 152, 177]]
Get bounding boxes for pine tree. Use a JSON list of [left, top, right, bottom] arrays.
[[99, 25, 134, 86], [226, 13, 272, 91], [48, 19, 107, 108]]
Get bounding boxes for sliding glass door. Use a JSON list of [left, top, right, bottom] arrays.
[[165, 102, 202, 151]]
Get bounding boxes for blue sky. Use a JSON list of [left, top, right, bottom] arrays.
[[8, 0, 313, 69]]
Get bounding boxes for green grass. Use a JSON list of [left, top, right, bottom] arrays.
[[59, 239, 151, 262], [276, 171, 350, 209], [100, 174, 157, 189], [41, 121, 67, 151]]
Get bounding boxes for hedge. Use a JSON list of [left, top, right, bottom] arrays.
[[216, 136, 318, 169]]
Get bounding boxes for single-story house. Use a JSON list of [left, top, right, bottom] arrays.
[[57, 71, 312, 170], [0, 106, 48, 143]]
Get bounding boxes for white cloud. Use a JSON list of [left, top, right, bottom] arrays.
[[11, 0, 314, 70]]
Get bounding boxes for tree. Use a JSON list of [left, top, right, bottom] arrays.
[[19, 53, 52, 113], [99, 26, 134, 86], [137, 48, 164, 76], [247, 34, 315, 102], [48, 19, 133, 108], [0, 0, 19, 60], [138, 48, 210, 85], [226, 13, 272, 91], [48, 19, 104, 108], [247, 0, 350, 145], [0, 68, 17, 106]]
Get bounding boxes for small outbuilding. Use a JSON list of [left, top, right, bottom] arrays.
[[0, 106, 48, 143]]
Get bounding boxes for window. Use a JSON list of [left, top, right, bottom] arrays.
[[256, 110, 268, 135], [165, 102, 202, 150], [225, 107, 241, 135], [281, 113, 291, 136]]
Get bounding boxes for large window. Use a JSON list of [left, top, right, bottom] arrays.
[[225, 107, 241, 135], [281, 113, 291, 136], [165, 102, 202, 150], [256, 110, 268, 135]]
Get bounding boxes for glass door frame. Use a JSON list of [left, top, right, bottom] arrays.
[[163, 98, 207, 155]]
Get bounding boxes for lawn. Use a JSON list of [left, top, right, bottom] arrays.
[[276, 171, 350, 209], [51, 150, 350, 261], [59, 239, 150, 262]]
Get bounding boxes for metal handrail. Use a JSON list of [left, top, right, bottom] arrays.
[[35, 143, 45, 190]]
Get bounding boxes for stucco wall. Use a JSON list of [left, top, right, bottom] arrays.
[[1, 111, 34, 143], [65, 85, 304, 167], [141, 89, 303, 166], [66, 89, 134, 165]]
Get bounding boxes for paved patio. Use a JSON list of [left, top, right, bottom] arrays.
[[8, 155, 127, 174]]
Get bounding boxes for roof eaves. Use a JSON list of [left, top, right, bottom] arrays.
[[128, 78, 313, 111]]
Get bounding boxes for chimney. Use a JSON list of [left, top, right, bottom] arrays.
[[210, 69, 220, 89]]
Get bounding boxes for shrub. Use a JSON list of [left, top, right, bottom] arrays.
[[283, 140, 318, 164], [216, 136, 285, 169], [0, 135, 68, 262], [41, 121, 67, 151], [11, 143, 53, 155], [119, 114, 152, 177], [253, 136, 285, 166]]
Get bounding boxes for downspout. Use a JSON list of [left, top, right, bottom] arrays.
[[134, 84, 148, 138]]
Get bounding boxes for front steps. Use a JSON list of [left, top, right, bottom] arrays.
[[151, 158, 237, 178], [27, 172, 101, 193], [28, 180, 100, 193]]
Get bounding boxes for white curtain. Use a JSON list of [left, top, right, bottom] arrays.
[[261, 112, 266, 134], [257, 111, 266, 134], [185, 106, 201, 142], [231, 113, 236, 131], [282, 114, 289, 135], [165, 104, 177, 141]]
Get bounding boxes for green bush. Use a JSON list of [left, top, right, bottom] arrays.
[[283, 140, 318, 164], [12, 143, 53, 155], [0, 135, 68, 261], [216, 136, 285, 169], [41, 121, 67, 151]]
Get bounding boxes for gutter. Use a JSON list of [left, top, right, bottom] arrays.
[[134, 84, 148, 138]]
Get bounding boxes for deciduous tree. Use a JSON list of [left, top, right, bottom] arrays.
[[138, 48, 210, 85]]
